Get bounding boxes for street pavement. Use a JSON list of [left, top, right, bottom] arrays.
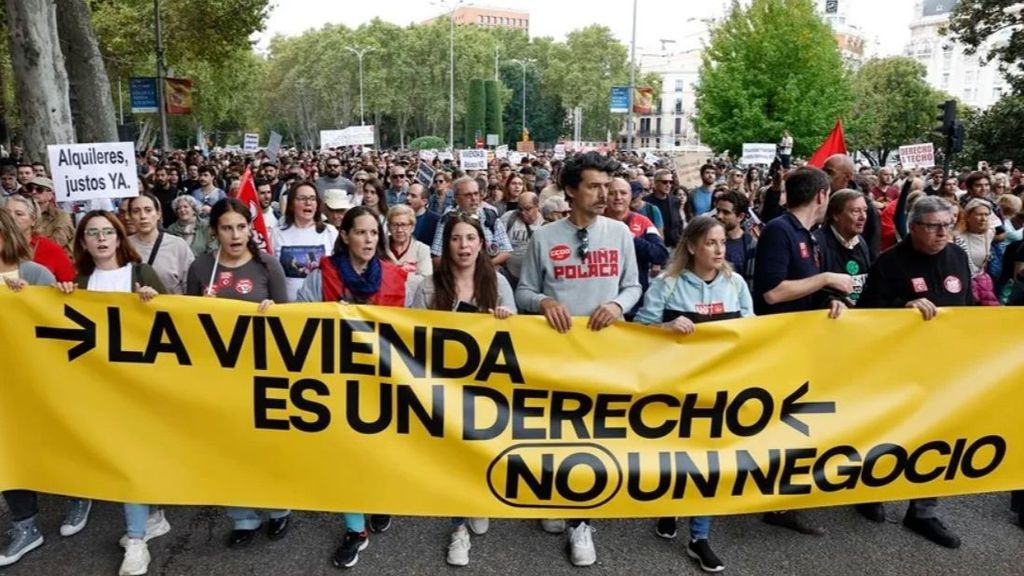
[[1, 493, 1020, 575]]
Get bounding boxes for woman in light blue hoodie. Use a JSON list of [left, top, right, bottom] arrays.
[[634, 215, 753, 573]]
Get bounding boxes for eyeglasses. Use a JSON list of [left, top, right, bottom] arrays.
[[917, 222, 955, 233], [576, 228, 589, 261], [392, 174, 408, 179], [390, 222, 413, 229], [293, 195, 318, 204], [85, 227, 117, 238], [656, 180, 672, 184], [458, 192, 481, 199]]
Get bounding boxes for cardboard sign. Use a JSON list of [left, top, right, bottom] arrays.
[[48, 142, 139, 201], [898, 143, 935, 169], [266, 131, 283, 163], [459, 149, 488, 171], [495, 145, 509, 160], [419, 149, 438, 162], [553, 144, 566, 160], [741, 143, 777, 166], [416, 162, 436, 188], [243, 133, 260, 153]]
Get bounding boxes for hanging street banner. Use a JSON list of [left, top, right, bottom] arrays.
[[0, 289, 1021, 518], [128, 78, 159, 114], [610, 86, 630, 113], [47, 142, 139, 201], [899, 143, 936, 169], [632, 86, 654, 114], [164, 78, 193, 115]]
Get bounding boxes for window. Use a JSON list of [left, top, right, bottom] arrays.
[[674, 79, 684, 92], [964, 86, 976, 102], [674, 98, 683, 114], [941, 73, 949, 88], [655, 118, 662, 133], [674, 117, 682, 134], [478, 16, 484, 23]]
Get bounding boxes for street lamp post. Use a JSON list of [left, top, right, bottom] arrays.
[[433, 0, 463, 148], [626, 0, 637, 153], [345, 46, 375, 126], [508, 59, 533, 138]]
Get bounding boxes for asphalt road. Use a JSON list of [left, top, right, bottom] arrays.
[[1, 493, 1020, 575]]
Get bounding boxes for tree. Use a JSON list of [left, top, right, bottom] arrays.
[[484, 79, 502, 142], [946, 1, 1024, 94], [56, 0, 117, 143], [5, 0, 74, 162], [956, 94, 1024, 167], [500, 61, 565, 145], [465, 78, 486, 145], [694, 0, 852, 157], [846, 57, 942, 165]]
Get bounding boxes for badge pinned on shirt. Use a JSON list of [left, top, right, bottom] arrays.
[[799, 242, 810, 259], [943, 275, 963, 294], [911, 277, 928, 293], [235, 279, 254, 295]]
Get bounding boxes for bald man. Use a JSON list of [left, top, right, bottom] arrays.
[[824, 154, 881, 260]]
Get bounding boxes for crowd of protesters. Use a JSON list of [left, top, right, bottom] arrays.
[[1, 142, 1022, 575]]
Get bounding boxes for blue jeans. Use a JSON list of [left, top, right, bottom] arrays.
[[124, 503, 150, 539], [689, 516, 711, 540], [226, 507, 291, 530]]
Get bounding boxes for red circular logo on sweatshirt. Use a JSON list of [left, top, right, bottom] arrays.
[[943, 275, 962, 294], [549, 244, 571, 261]]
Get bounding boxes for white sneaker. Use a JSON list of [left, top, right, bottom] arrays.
[[567, 522, 596, 567], [119, 539, 150, 576], [446, 527, 470, 566], [467, 517, 489, 535], [540, 518, 565, 534], [119, 510, 171, 548]]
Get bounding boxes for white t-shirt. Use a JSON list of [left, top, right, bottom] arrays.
[[271, 223, 339, 301], [87, 264, 133, 293]]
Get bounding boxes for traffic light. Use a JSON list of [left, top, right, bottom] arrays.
[[951, 121, 965, 154], [936, 100, 957, 136]]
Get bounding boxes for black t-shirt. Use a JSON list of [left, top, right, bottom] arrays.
[[815, 228, 871, 304], [859, 240, 973, 309]]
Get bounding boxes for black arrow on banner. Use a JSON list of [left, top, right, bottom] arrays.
[[35, 304, 96, 361], [781, 381, 836, 437]]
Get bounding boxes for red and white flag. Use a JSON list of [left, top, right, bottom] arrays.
[[237, 167, 273, 255]]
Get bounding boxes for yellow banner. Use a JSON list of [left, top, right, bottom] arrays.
[[1, 288, 1021, 518]]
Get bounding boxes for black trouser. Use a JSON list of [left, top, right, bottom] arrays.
[[1012, 491, 1023, 513], [2, 490, 38, 522]]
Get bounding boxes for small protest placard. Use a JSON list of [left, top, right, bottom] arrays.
[[460, 149, 488, 170], [48, 142, 139, 201]]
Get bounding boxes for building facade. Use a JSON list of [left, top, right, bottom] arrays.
[[903, 0, 1011, 110], [625, 47, 704, 151], [426, 6, 529, 33]]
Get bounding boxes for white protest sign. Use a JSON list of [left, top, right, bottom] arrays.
[[459, 149, 488, 170], [419, 149, 437, 162], [495, 145, 509, 160], [438, 151, 454, 162], [898, 143, 935, 169], [553, 144, 566, 160], [320, 125, 375, 150], [741, 143, 777, 165], [243, 133, 259, 153], [48, 142, 138, 201], [508, 151, 523, 165], [644, 151, 660, 166], [266, 131, 283, 162]]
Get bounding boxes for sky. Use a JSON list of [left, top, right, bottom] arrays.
[[256, 0, 918, 57]]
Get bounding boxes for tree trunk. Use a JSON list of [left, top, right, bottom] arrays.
[[55, 0, 117, 143], [5, 0, 75, 164]]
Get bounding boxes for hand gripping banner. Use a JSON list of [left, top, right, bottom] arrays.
[[0, 288, 1021, 518]]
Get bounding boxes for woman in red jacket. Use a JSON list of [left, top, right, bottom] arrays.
[[295, 205, 405, 568], [3, 195, 75, 282]]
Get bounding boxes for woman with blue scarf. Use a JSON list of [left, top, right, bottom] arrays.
[[296, 205, 407, 568]]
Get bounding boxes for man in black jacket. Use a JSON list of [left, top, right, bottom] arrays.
[[858, 196, 970, 549], [823, 154, 881, 261], [647, 168, 683, 248], [814, 189, 871, 305]]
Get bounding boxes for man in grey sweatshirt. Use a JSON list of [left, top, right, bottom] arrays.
[[514, 151, 641, 567]]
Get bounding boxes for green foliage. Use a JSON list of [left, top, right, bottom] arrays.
[[465, 78, 486, 145], [484, 79, 503, 142], [957, 95, 1024, 168], [694, 0, 853, 157], [846, 57, 944, 165], [499, 62, 565, 145], [946, 1, 1024, 94], [408, 135, 448, 151]]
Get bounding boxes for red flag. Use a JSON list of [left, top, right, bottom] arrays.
[[807, 119, 847, 168], [237, 167, 273, 255]]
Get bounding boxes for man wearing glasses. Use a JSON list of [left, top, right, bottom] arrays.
[[648, 168, 684, 248], [25, 177, 74, 256], [515, 152, 641, 567], [430, 176, 511, 268], [498, 191, 543, 287], [385, 166, 409, 206], [858, 196, 969, 549], [315, 157, 356, 197]]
